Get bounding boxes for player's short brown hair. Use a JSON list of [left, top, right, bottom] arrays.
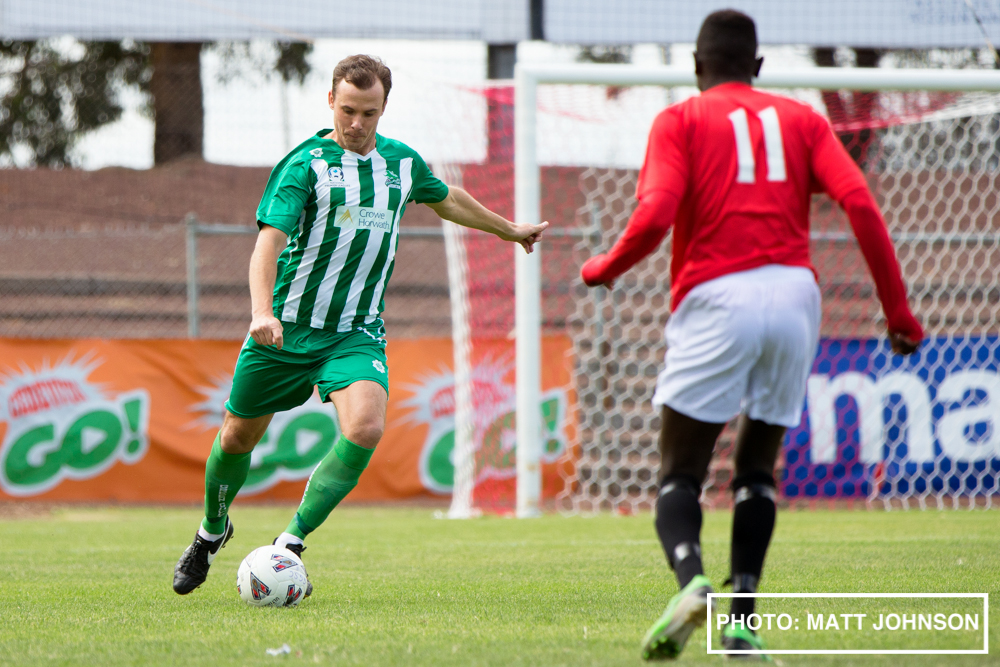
[[332, 55, 392, 103], [696, 10, 758, 78]]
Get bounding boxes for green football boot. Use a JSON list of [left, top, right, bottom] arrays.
[[641, 574, 714, 661], [721, 623, 773, 662]]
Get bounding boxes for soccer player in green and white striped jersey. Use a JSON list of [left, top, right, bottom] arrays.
[[173, 55, 547, 596]]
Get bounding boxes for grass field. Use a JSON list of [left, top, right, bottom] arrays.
[[1, 505, 996, 666]]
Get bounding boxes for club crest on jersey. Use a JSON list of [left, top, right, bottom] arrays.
[[384, 170, 401, 189], [271, 554, 297, 572], [327, 166, 346, 188], [309, 148, 323, 157], [250, 573, 271, 600]]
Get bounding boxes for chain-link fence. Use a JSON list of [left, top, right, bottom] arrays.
[[0, 38, 525, 341], [556, 87, 1000, 513], [187, 219, 454, 340], [4, 34, 1000, 512], [0, 216, 454, 341]]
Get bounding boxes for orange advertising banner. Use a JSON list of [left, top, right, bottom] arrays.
[[0, 337, 576, 505]]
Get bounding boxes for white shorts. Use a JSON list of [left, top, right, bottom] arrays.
[[652, 265, 821, 428]]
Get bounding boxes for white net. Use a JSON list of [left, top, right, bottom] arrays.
[[539, 83, 1000, 513]]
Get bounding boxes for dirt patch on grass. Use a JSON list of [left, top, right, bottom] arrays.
[[0, 501, 55, 520]]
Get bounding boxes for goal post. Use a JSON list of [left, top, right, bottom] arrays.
[[514, 64, 1000, 514], [514, 66, 543, 518]]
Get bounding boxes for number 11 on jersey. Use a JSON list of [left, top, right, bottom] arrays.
[[728, 106, 787, 183]]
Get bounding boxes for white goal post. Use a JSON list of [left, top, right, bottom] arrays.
[[513, 64, 1000, 516]]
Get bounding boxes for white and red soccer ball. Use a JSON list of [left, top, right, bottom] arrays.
[[236, 546, 309, 607]]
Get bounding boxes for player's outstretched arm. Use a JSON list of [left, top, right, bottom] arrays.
[[840, 189, 924, 355], [425, 186, 548, 254], [809, 115, 924, 355], [248, 224, 288, 350], [581, 189, 677, 288]]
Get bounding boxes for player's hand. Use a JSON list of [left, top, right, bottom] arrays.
[[250, 314, 284, 350], [581, 255, 614, 288], [888, 329, 920, 355], [505, 220, 548, 254]]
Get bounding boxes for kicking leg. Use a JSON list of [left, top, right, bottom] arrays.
[[276, 381, 386, 550], [642, 405, 727, 660], [203, 412, 272, 533], [174, 411, 271, 594]]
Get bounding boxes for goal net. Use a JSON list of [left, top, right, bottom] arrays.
[[445, 67, 1000, 515]]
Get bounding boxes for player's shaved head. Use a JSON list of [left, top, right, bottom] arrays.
[[694, 10, 759, 81], [332, 54, 392, 103]]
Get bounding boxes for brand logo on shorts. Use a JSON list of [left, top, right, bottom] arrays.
[[327, 166, 345, 187], [334, 206, 393, 233], [372, 360, 386, 374], [384, 170, 401, 189], [309, 148, 323, 157]]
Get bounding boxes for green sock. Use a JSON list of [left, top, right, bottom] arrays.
[[202, 433, 251, 534], [286, 435, 374, 539]]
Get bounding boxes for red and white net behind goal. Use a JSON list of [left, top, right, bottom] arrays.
[[441, 77, 1000, 515]]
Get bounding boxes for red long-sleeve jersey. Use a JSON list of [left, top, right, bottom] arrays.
[[581, 82, 923, 341]]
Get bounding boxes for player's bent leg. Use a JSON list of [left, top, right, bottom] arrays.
[[218, 410, 274, 454], [643, 406, 726, 660], [173, 515, 235, 595], [656, 474, 706, 589], [727, 417, 784, 644], [656, 406, 725, 588], [646, 472, 714, 661], [327, 379, 388, 448], [276, 382, 386, 555], [173, 411, 272, 595], [205, 412, 272, 531], [642, 573, 715, 661], [721, 621, 773, 662], [280, 433, 376, 541]]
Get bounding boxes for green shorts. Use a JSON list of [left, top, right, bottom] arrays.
[[225, 321, 389, 419]]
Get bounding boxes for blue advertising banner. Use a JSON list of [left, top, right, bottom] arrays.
[[784, 336, 1000, 499]]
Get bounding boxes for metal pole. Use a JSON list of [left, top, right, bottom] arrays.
[[439, 165, 476, 519], [185, 213, 200, 338], [515, 64, 542, 518]]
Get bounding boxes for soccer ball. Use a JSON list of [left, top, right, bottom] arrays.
[[236, 546, 309, 608]]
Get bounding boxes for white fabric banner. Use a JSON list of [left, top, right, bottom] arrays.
[[546, 0, 1000, 48]]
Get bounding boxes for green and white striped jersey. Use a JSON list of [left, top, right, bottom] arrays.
[[256, 130, 449, 333]]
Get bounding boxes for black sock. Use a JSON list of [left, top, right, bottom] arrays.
[[655, 474, 704, 589], [729, 472, 777, 621]]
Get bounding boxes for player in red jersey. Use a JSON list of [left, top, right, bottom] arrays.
[[581, 10, 923, 661]]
